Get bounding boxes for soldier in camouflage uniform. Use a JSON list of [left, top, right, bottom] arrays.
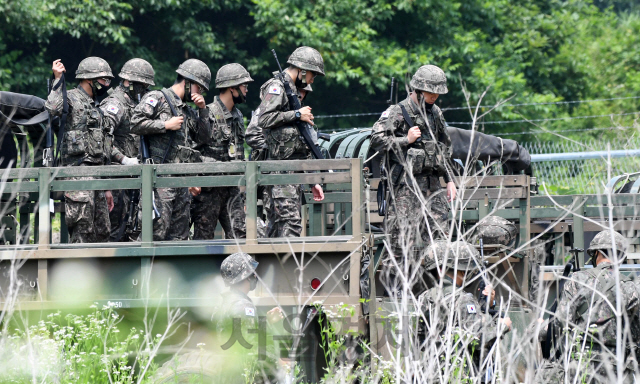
[[45, 57, 115, 243], [418, 240, 511, 382], [100, 58, 155, 242], [130, 59, 212, 241], [537, 231, 640, 383], [371, 65, 456, 294], [191, 64, 253, 240], [250, 46, 325, 238]]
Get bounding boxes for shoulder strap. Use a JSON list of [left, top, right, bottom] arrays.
[[399, 104, 414, 127], [159, 90, 178, 164]]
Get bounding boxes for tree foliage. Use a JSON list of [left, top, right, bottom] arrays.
[[0, 0, 638, 141]]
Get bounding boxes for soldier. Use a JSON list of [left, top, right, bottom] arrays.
[[45, 57, 115, 243], [371, 65, 456, 294], [130, 59, 212, 241], [190, 63, 253, 240], [215, 252, 285, 382], [418, 240, 512, 382], [100, 58, 155, 242], [538, 230, 640, 383], [251, 46, 325, 238]]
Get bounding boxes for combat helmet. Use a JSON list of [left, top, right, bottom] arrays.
[[471, 216, 518, 248], [76, 57, 114, 79], [215, 63, 253, 89], [287, 46, 325, 76], [221, 252, 259, 286], [424, 240, 482, 272], [119, 58, 155, 86], [587, 231, 628, 259], [176, 59, 211, 91], [410, 65, 448, 95]]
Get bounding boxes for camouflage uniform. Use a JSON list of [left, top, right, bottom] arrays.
[[371, 65, 453, 276], [541, 231, 640, 383], [191, 64, 252, 240], [45, 57, 114, 243], [418, 240, 508, 382], [100, 58, 155, 242], [130, 59, 212, 241], [252, 47, 324, 238]]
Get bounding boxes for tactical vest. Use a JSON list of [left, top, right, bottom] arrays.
[[61, 88, 107, 166], [201, 98, 243, 162], [104, 87, 138, 158], [146, 89, 189, 164], [262, 77, 307, 160], [391, 101, 450, 180]]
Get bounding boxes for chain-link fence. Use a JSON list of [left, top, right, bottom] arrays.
[[524, 137, 640, 194]]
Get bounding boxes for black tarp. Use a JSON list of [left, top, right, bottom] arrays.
[[0, 92, 49, 169], [447, 126, 531, 173]]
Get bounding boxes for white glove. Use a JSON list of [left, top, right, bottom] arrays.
[[121, 156, 139, 166]]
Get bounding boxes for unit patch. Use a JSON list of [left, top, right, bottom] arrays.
[[146, 98, 158, 107], [245, 307, 255, 317], [268, 86, 281, 95], [381, 111, 390, 118], [467, 304, 477, 314]]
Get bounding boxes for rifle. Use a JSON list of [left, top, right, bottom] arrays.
[[50, 73, 69, 167], [137, 95, 160, 220], [270, 49, 324, 160], [542, 248, 582, 360], [377, 77, 396, 217], [43, 78, 55, 167]]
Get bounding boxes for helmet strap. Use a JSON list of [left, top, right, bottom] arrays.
[[295, 69, 306, 88], [184, 80, 193, 102], [91, 79, 110, 98]]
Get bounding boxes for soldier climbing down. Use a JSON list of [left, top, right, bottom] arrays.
[[45, 57, 115, 243], [371, 64, 456, 295]]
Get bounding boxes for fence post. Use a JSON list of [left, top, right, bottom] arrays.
[[350, 158, 363, 240], [37, 168, 51, 250], [245, 162, 258, 244], [572, 196, 585, 268]]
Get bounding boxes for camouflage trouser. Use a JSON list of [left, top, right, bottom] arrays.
[[137, 187, 191, 241], [109, 189, 134, 242], [265, 184, 302, 238], [190, 186, 246, 240], [64, 176, 110, 244], [383, 176, 449, 294]]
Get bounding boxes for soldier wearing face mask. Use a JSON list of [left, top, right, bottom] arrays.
[[99, 58, 155, 242], [191, 63, 253, 240], [45, 57, 115, 243], [130, 58, 212, 241], [371, 65, 456, 296]]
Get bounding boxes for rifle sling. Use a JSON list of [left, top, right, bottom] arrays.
[[159, 90, 179, 164], [52, 74, 69, 167]]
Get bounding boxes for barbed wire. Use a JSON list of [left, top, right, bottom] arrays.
[[314, 95, 640, 119], [495, 126, 636, 136], [448, 111, 640, 125]]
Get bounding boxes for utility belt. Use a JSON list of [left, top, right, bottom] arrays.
[[201, 143, 240, 162], [265, 126, 306, 160], [62, 127, 107, 159]]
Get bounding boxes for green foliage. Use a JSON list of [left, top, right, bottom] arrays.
[[0, 0, 639, 142]]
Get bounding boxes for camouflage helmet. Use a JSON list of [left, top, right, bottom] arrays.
[[471, 216, 518, 248], [287, 46, 325, 76], [76, 57, 114, 80], [424, 240, 482, 272], [410, 65, 448, 94], [176, 59, 211, 91], [587, 231, 628, 258], [215, 63, 254, 89], [119, 58, 155, 86], [221, 252, 259, 286]]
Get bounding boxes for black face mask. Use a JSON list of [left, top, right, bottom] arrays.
[[424, 101, 434, 111], [232, 87, 246, 105], [184, 81, 193, 102], [294, 70, 307, 88], [248, 274, 258, 291], [126, 82, 149, 102], [92, 80, 110, 97]]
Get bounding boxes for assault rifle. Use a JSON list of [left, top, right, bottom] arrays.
[[377, 77, 396, 217], [271, 49, 324, 160], [43, 78, 55, 167]]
